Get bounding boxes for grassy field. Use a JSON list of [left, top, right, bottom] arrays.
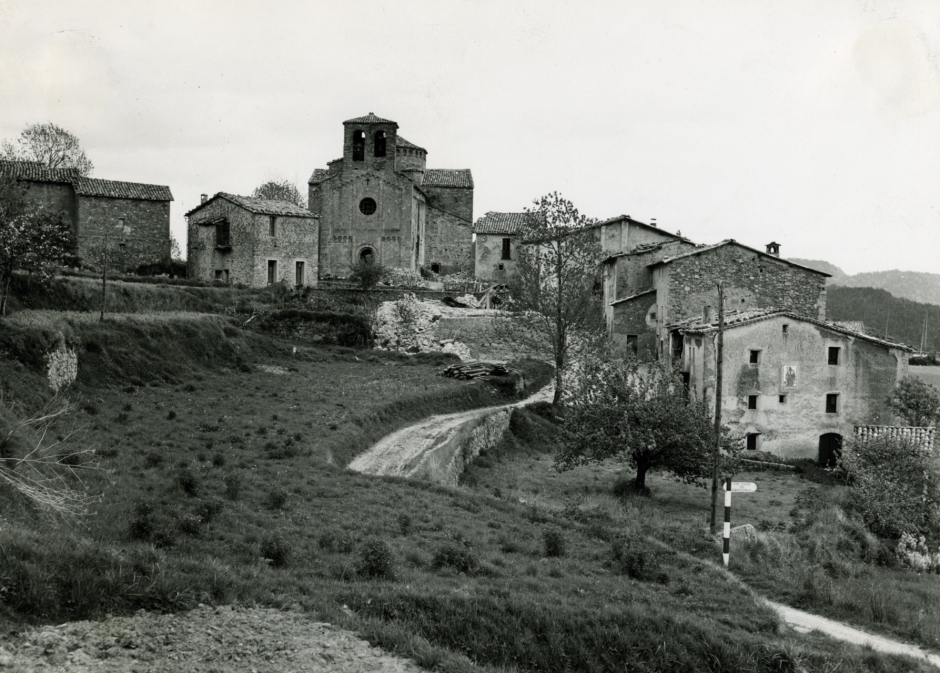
[[0, 316, 935, 671]]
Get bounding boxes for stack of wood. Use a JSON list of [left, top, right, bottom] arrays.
[[441, 362, 510, 379]]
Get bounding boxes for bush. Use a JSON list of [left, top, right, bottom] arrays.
[[266, 488, 288, 510], [397, 512, 412, 536], [222, 473, 241, 500], [432, 543, 477, 573], [611, 535, 666, 583], [543, 529, 565, 557], [177, 468, 200, 497], [260, 531, 292, 568], [838, 434, 940, 540], [319, 530, 355, 554], [357, 539, 395, 579]]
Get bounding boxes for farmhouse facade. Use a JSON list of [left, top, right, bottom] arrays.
[[186, 193, 318, 287], [473, 212, 526, 281], [0, 159, 173, 269], [308, 113, 473, 277]]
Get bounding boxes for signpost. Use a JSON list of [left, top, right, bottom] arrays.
[[722, 478, 756, 567]]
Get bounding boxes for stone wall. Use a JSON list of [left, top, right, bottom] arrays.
[[474, 233, 516, 282], [23, 181, 77, 227], [77, 196, 171, 269], [611, 291, 657, 358], [424, 205, 473, 275]]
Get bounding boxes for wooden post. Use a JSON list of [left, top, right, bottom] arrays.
[[709, 283, 725, 534], [723, 477, 732, 566]]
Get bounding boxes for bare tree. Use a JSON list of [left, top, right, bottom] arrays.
[[1, 122, 94, 176], [81, 221, 132, 321], [252, 179, 307, 208], [495, 192, 606, 405]]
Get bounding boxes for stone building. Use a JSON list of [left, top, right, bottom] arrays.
[[186, 193, 318, 287], [608, 239, 829, 358], [675, 308, 912, 463], [0, 159, 173, 268], [473, 212, 526, 282], [308, 113, 473, 277]]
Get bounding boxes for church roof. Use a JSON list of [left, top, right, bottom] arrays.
[[0, 159, 78, 183], [308, 168, 331, 185], [344, 112, 397, 125], [186, 193, 316, 218], [73, 177, 173, 202], [396, 136, 426, 152], [422, 169, 473, 189], [473, 212, 527, 235]]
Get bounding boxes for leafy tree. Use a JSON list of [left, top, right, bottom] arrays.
[[252, 179, 306, 208], [497, 193, 605, 405], [557, 358, 733, 493], [1, 122, 94, 176], [838, 433, 940, 540], [0, 178, 74, 315], [888, 376, 940, 427]]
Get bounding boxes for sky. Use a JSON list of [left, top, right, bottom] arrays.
[[1, 0, 939, 275]]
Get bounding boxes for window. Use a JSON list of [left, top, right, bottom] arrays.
[[430, 263, 440, 274], [352, 130, 365, 161], [269, 216, 277, 237], [501, 238, 511, 260], [267, 260, 277, 285], [749, 350, 761, 364], [295, 261, 305, 286], [215, 221, 230, 247], [779, 394, 787, 404], [747, 395, 758, 410], [746, 433, 759, 451], [497, 263, 505, 271], [374, 131, 387, 157], [626, 335, 638, 356], [828, 346, 841, 365], [782, 324, 789, 335], [359, 198, 377, 215], [826, 393, 839, 414], [215, 269, 229, 283]]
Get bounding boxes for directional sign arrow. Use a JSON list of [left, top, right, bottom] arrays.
[[728, 482, 757, 493]]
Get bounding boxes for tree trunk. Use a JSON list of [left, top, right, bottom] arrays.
[[553, 241, 564, 406], [634, 463, 650, 491], [0, 272, 11, 316], [553, 352, 564, 405]]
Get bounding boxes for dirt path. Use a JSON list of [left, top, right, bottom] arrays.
[[768, 600, 940, 668], [347, 383, 553, 478]]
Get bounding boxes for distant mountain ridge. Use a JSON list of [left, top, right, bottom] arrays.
[[789, 259, 940, 306], [826, 286, 939, 352]]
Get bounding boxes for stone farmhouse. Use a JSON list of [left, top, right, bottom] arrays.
[[674, 308, 911, 464], [0, 159, 173, 269], [186, 193, 318, 287], [472, 212, 526, 281], [308, 113, 473, 277]]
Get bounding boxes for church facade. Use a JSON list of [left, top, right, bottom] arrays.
[[308, 113, 473, 277]]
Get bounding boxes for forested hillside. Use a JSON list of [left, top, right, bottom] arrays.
[[826, 286, 940, 352], [790, 258, 940, 306]]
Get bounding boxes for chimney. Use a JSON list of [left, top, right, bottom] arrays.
[[650, 218, 657, 228], [200, 194, 208, 204], [765, 241, 780, 257], [703, 305, 714, 323]]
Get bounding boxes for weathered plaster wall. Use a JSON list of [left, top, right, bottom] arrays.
[[611, 292, 657, 358], [689, 316, 907, 460], [77, 196, 171, 268], [474, 233, 516, 281]]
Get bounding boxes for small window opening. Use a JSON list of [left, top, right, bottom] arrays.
[[295, 261, 305, 286], [216, 221, 230, 247], [826, 393, 839, 414], [359, 198, 377, 215], [749, 350, 761, 364], [779, 394, 787, 404], [626, 335, 638, 356], [267, 260, 277, 285], [359, 248, 375, 263], [374, 131, 387, 157], [828, 346, 841, 365], [501, 238, 511, 260], [430, 263, 441, 274], [782, 324, 788, 335], [497, 263, 505, 271], [269, 216, 277, 237], [352, 130, 365, 161], [747, 395, 759, 410], [746, 433, 759, 451]]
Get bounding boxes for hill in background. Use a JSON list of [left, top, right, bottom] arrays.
[[826, 286, 940, 352], [790, 258, 940, 306]]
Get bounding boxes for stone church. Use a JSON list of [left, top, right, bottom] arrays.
[[308, 113, 473, 277]]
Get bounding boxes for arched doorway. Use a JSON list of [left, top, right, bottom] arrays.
[[359, 247, 375, 263], [818, 433, 842, 467]]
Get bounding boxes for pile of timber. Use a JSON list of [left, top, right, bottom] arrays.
[[441, 362, 510, 379]]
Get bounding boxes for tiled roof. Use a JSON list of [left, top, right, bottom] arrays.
[[186, 193, 316, 218], [609, 288, 657, 306], [587, 214, 690, 242], [674, 308, 913, 351], [422, 169, 473, 189], [396, 136, 426, 152], [73, 177, 173, 202], [653, 240, 830, 276], [308, 168, 331, 185], [0, 159, 78, 183], [344, 113, 397, 125], [473, 212, 528, 235]]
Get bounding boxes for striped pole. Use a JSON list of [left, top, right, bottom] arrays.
[[723, 477, 731, 567]]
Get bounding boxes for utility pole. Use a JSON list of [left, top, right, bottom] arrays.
[[709, 283, 725, 535]]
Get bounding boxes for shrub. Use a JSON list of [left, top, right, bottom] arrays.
[[397, 512, 413, 536], [178, 514, 203, 536], [838, 434, 940, 540], [81, 401, 99, 416], [143, 451, 163, 468], [543, 528, 565, 557], [195, 498, 224, 524], [128, 501, 154, 540], [167, 410, 177, 421], [432, 543, 477, 573], [319, 530, 355, 554], [357, 539, 395, 579], [177, 468, 200, 497], [611, 535, 664, 582], [260, 532, 292, 568], [222, 473, 241, 500], [211, 452, 226, 467], [266, 488, 288, 510]]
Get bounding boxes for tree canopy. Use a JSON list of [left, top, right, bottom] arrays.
[[498, 192, 605, 404], [1, 123, 94, 177], [888, 376, 940, 427], [557, 358, 733, 492], [252, 179, 306, 208]]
